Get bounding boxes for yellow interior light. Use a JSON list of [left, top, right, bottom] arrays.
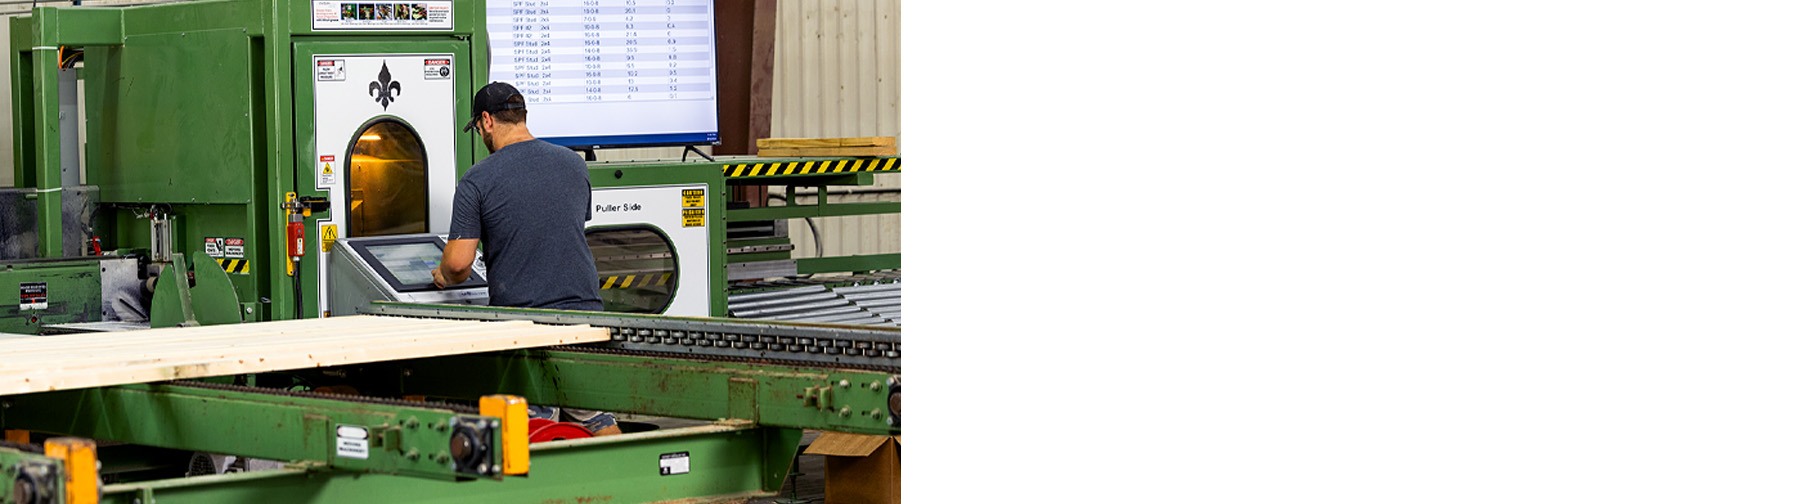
[[359, 134, 382, 141]]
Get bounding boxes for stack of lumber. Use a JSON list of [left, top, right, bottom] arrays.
[[757, 137, 897, 157], [0, 315, 610, 395]]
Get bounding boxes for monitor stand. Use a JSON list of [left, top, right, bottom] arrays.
[[682, 145, 714, 162]]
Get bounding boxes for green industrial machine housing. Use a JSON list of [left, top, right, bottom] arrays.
[[0, 1, 902, 502]]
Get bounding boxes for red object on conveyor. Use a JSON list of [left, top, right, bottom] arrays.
[[527, 418, 593, 443]]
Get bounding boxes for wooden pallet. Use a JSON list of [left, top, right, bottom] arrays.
[[757, 137, 897, 157], [0, 315, 610, 395]]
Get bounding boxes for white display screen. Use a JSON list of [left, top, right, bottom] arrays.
[[487, 0, 720, 147], [366, 243, 443, 286]]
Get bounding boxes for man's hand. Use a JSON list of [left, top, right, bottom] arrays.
[[435, 238, 480, 289]]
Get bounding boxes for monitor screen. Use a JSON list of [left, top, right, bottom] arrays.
[[486, 0, 720, 148], [365, 242, 443, 286]]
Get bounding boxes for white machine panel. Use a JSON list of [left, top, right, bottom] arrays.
[[588, 184, 710, 316], [311, 53, 459, 314]]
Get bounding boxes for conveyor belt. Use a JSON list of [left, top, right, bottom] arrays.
[[366, 302, 901, 372]]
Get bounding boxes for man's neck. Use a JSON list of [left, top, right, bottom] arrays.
[[490, 125, 535, 152]]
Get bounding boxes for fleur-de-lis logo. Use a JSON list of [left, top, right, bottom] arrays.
[[369, 62, 402, 110]]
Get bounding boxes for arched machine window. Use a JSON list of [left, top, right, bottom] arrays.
[[587, 226, 678, 314], [346, 119, 429, 237]]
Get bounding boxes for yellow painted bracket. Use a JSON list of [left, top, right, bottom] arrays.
[[480, 395, 530, 476], [44, 437, 97, 504]]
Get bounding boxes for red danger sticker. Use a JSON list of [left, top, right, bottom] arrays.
[[317, 60, 337, 66], [320, 155, 335, 162], [424, 59, 450, 65]]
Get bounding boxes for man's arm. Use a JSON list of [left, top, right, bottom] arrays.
[[432, 238, 479, 288]]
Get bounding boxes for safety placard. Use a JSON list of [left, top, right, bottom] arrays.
[[659, 452, 690, 476], [205, 238, 245, 258], [335, 425, 369, 459], [682, 208, 705, 228], [18, 282, 46, 310], [320, 223, 341, 253], [423, 58, 452, 80], [315, 59, 347, 82], [317, 154, 338, 188], [312, 1, 454, 31], [681, 189, 705, 208]]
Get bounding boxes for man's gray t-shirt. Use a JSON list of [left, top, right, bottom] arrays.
[[448, 139, 605, 311]]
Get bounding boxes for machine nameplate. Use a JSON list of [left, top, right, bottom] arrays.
[[313, 1, 455, 31], [659, 451, 690, 476], [18, 282, 46, 310]]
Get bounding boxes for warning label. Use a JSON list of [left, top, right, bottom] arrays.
[[320, 223, 340, 253], [316, 59, 347, 81], [205, 238, 245, 258], [682, 189, 705, 208], [318, 154, 338, 188], [335, 424, 369, 460], [18, 282, 46, 311], [424, 58, 452, 80], [682, 208, 705, 228]]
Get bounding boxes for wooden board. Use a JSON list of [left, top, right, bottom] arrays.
[[757, 137, 895, 149], [756, 146, 898, 158], [0, 315, 610, 395]]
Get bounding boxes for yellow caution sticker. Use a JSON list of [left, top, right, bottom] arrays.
[[682, 189, 705, 208], [320, 223, 340, 253], [215, 258, 251, 274], [723, 157, 901, 178], [682, 208, 705, 227]]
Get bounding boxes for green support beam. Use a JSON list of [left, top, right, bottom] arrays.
[[0, 383, 504, 481], [725, 201, 902, 222], [796, 253, 903, 275], [395, 349, 899, 436], [96, 423, 800, 504]]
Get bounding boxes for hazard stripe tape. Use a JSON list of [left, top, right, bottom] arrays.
[[214, 258, 251, 274], [599, 273, 673, 290], [723, 158, 901, 178]]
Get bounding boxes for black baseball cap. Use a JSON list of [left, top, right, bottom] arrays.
[[463, 82, 528, 132]]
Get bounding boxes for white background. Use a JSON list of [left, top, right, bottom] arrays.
[[910, 1, 1800, 502]]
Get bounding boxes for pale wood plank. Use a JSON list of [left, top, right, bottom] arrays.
[[756, 146, 897, 158], [0, 316, 460, 357], [0, 317, 609, 395], [7, 324, 606, 395], [756, 137, 894, 149], [3, 320, 538, 371]]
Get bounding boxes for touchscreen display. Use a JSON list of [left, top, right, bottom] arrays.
[[365, 242, 442, 286]]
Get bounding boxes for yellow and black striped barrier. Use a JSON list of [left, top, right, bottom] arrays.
[[723, 157, 900, 178], [215, 258, 251, 274], [601, 273, 673, 290]]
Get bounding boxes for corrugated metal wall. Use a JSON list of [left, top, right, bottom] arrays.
[[0, 0, 905, 263], [770, 0, 901, 260]]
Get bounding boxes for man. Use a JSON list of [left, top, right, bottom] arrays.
[[431, 82, 605, 312]]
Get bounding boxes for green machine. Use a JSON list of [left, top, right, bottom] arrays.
[[5, 0, 490, 330]]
